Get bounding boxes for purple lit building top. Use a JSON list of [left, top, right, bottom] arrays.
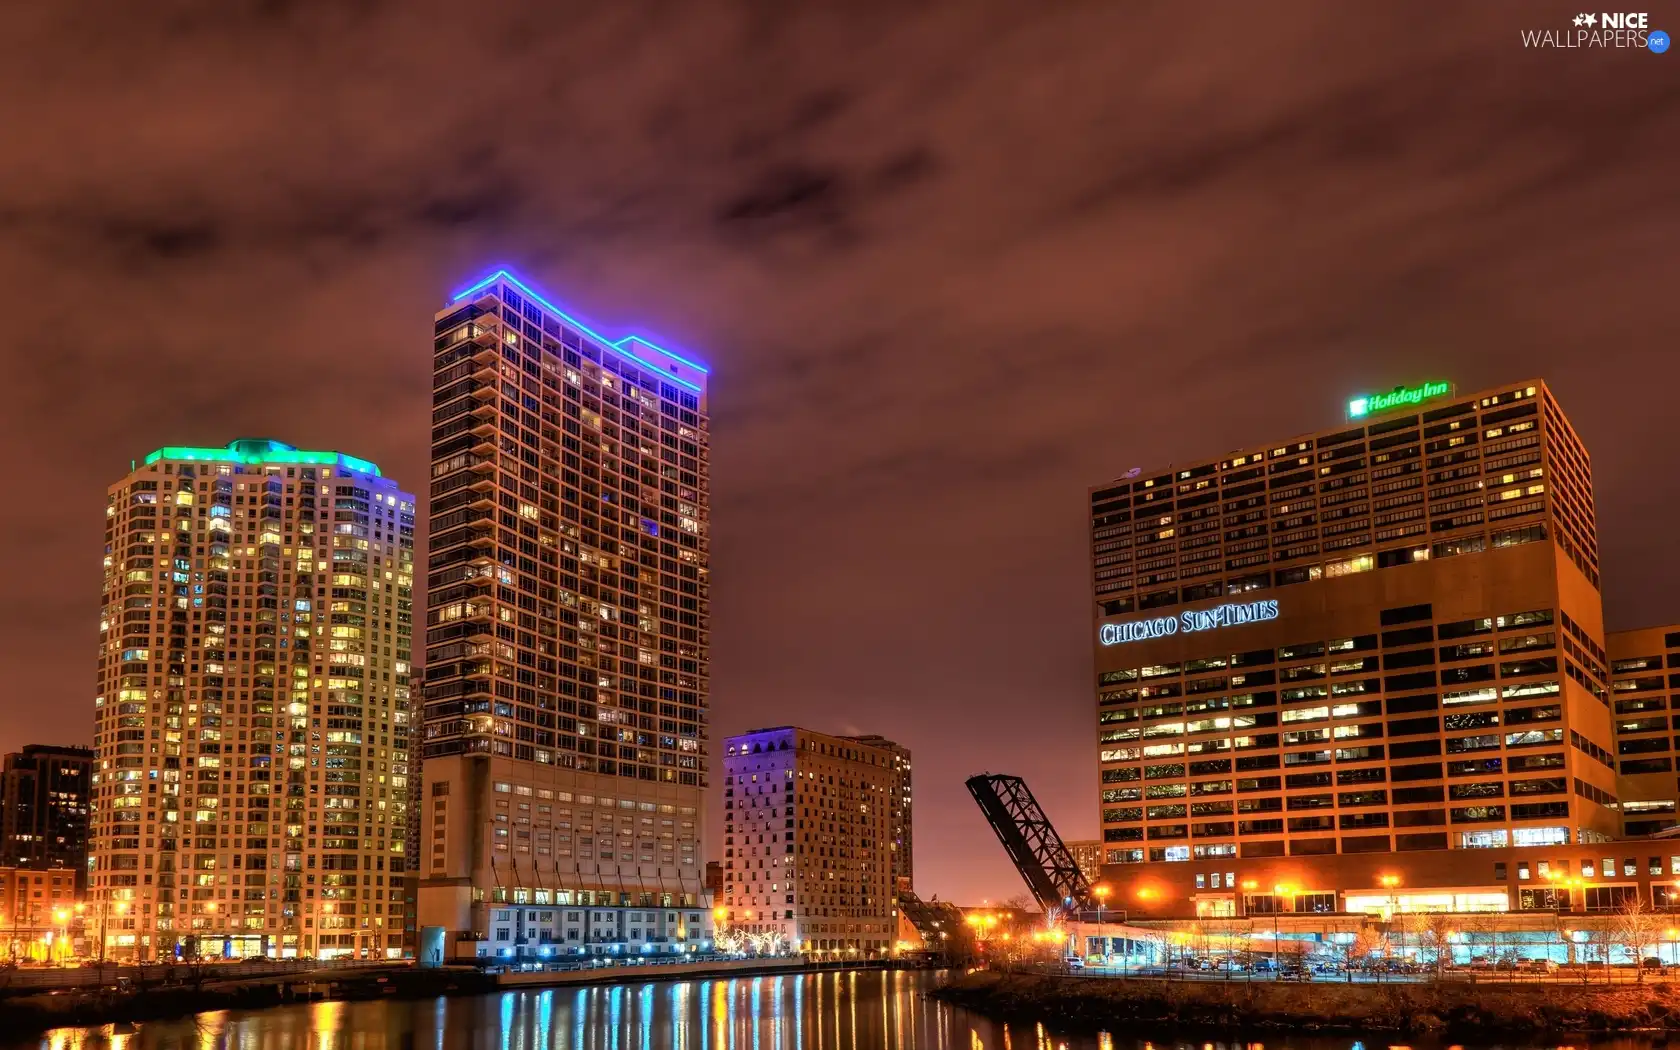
[[449, 268, 709, 404]]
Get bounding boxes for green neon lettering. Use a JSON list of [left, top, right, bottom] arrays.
[[1348, 381, 1450, 419]]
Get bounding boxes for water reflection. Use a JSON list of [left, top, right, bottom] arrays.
[[12, 972, 1676, 1050]]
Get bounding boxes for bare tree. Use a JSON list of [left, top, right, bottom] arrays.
[[1339, 926, 1387, 982], [1582, 919, 1615, 984], [1549, 910, 1578, 974], [1615, 893, 1664, 984], [1213, 917, 1242, 979], [1417, 912, 1455, 979]]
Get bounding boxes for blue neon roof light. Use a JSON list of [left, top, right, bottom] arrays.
[[450, 268, 708, 392]]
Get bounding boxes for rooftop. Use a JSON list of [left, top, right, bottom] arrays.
[[142, 439, 382, 477], [450, 267, 709, 394]]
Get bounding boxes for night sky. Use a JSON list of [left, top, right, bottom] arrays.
[[2, 2, 1675, 906]]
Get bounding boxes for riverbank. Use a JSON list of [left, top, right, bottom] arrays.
[[0, 967, 492, 1036], [932, 970, 1680, 1036], [495, 956, 910, 989], [0, 958, 932, 1037]]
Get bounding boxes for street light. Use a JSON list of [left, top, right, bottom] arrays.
[[1093, 885, 1111, 969], [50, 909, 69, 965], [1379, 875, 1402, 973], [1272, 885, 1294, 976], [99, 900, 130, 965]]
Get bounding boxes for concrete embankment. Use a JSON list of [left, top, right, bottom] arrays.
[[494, 956, 907, 989], [933, 969, 1680, 1036], [0, 966, 492, 1036], [0, 958, 929, 1036]]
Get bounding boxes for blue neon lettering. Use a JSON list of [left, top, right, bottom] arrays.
[[1100, 599, 1280, 646]]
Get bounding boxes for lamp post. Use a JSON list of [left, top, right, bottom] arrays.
[[1550, 872, 1582, 913], [1093, 885, 1110, 969], [1272, 885, 1293, 977], [1136, 887, 1157, 971], [52, 908, 69, 965], [1380, 874, 1402, 976], [1239, 880, 1258, 981], [99, 900, 129, 965]]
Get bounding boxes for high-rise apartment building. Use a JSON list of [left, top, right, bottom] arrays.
[[419, 271, 711, 962], [0, 745, 93, 891], [1088, 380, 1636, 915], [1063, 839, 1103, 887], [843, 734, 913, 894], [722, 728, 899, 956], [92, 439, 415, 961]]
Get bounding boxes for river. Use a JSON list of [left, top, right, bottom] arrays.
[[6, 969, 1670, 1050]]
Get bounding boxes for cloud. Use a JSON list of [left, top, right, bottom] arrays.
[[0, 0, 1674, 904]]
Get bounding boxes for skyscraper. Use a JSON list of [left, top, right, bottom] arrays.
[[92, 439, 415, 961], [723, 728, 899, 956], [842, 735, 913, 895], [1088, 380, 1625, 915], [419, 270, 711, 961], [0, 745, 93, 891]]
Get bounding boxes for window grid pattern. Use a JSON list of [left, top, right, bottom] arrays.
[[1089, 382, 1589, 614]]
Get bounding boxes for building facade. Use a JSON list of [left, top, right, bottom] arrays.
[[91, 439, 415, 961], [418, 271, 711, 961], [0, 745, 93, 892], [0, 866, 83, 962], [722, 727, 900, 956], [1606, 625, 1680, 836], [843, 735, 913, 894], [1087, 379, 1653, 918], [1064, 839, 1103, 887]]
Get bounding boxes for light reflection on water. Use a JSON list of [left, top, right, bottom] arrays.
[[11, 971, 1676, 1050]]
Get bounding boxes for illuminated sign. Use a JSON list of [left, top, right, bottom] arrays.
[[1099, 599, 1280, 646], [1348, 380, 1451, 419]]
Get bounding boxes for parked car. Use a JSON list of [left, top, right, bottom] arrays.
[[1643, 957, 1665, 971], [1521, 959, 1559, 973], [1066, 957, 1085, 971]]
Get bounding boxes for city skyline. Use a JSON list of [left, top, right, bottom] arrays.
[[1, 3, 1676, 908]]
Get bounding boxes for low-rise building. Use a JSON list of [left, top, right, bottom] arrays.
[[0, 866, 83, 962], [722, 728, 900, 956], [476, 897, 714, 961]]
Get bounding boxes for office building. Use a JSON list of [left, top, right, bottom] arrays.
[[1606, 625, 1680, 837], [722, 727, 899, 956], [419, 270, 711, 961], [1087, 379, 1645, 916], [92, 439, 415, 960], [0, 745, 93, 891], [843, 734, 914, 894]]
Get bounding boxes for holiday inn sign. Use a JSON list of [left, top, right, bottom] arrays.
[[1348, 380, 1452, 419]]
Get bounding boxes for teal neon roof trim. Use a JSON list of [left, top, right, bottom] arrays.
[[142, 439, 382, 477]]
